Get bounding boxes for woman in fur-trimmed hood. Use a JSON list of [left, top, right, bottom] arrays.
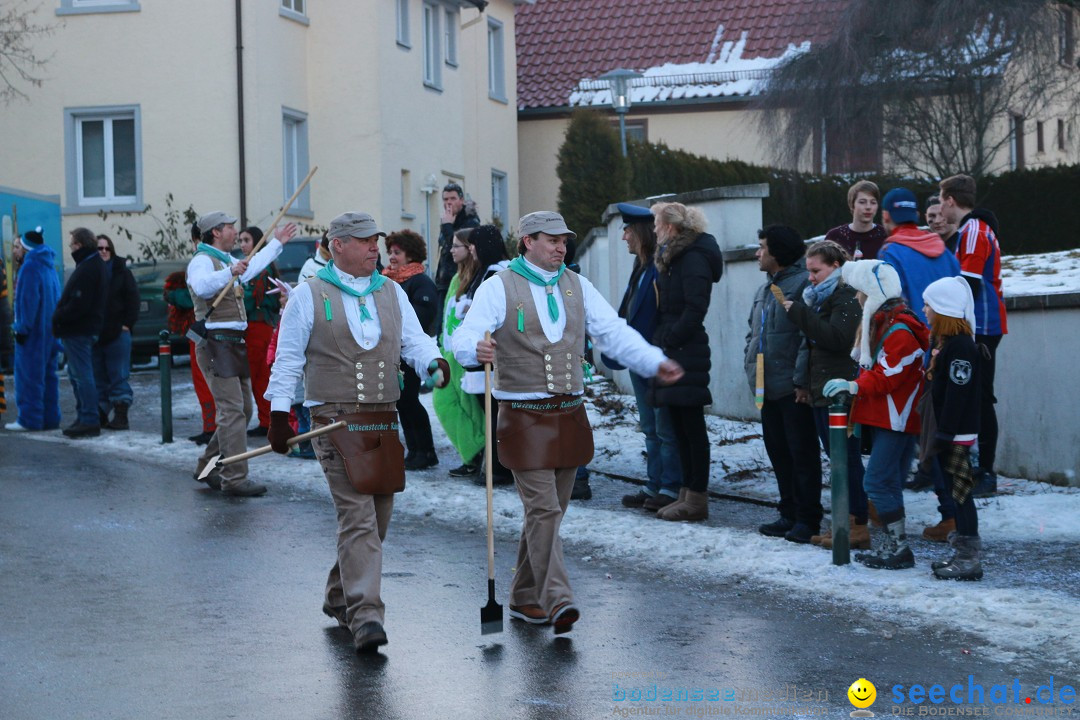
[[647, 202, 724, 522]]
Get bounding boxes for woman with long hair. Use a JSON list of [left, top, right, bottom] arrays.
[[91, 233, 139, 430]]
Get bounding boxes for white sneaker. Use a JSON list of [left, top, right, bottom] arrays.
[[4, 421, 29, 432]]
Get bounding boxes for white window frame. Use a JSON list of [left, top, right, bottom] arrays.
[[396, 0, 411, 48], [422, 2, 442, 90], [491, 169, 508, 224], [487, 17, 506, 103], [57, 0, 140, 15], [283, 108, 312, 217], [444, 7, 458, 67], [63, 105, 142, 214], [279, 0, 309, 25]]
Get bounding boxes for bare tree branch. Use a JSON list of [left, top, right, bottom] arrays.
[[0, 1, 58, 105]]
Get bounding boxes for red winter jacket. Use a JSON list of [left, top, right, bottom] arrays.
[[851, 301, 930, 434]]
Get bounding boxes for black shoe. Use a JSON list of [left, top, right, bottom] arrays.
[[404, 449, 438, 471], [621, 490, 649, 508], [188, 430, 214, 445], [107, 404, 129, 431], [758, 517, 796, 537], [99, 409, 110, 427], [784, 523, 818, 544], [222, 480, 268, 497], [449, 462, 479, 477], [571, 477, 592, 500], [473, 471, 514, 487], [354, 621, 388, 654], [289, 442, 317, 460], [246, 425, 269, 438], [643, 493, 677, 512], [322, 603, 348, 629], [63, 423, 101, 439], [971, 470, 997, 498]]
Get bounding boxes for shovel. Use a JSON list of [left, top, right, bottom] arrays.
[[196, 420, 345, 482], [480, 331, 504, 635], [188, 165, 318, 342]]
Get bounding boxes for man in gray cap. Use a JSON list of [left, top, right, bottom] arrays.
[[264, 210, 449, 655], [188, 211, 297, 496], [452, 210, 684, 634]]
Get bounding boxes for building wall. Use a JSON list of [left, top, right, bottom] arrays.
[[0, 0, 520, 268]]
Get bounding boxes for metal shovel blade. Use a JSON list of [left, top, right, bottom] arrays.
[[480, 578, 503, 635], [197, 455, 222, 481]]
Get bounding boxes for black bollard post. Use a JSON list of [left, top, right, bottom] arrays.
[[829, 395, 851, 565], [159, 330, 173, 444]]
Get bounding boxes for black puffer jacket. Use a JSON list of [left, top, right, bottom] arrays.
[[98, 255, 139, 344], [400, 272, 439, 337], [787, 282, 860, 407], [649, 228, 724, 407], [52, 246, 109, 339]]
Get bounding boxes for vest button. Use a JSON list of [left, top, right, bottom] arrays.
[[566, 384, 573, 391], [357, 383, 364, 390], [547, 383, 555, 390], [355, 362, 363, 369], [356, 373, 364, 379], [566, 353, 572, 359], [545, 364, 552, 371], [544, 354, 551, 361], [378, 361, 386, 368], [546, 374, 553, 380], [565, 373, 572, 379], [377, 393, 384, 400], [358, 393, 366, 401], [566, 363, 572, 369], [378, 383, 385, 390], [378, 372, 385, 379]]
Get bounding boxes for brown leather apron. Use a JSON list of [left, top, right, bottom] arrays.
[[205, 329, 250, 378], [496, 394, 594, 470], [314, 412, 406, 494]]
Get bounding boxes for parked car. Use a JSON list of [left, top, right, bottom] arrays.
[[129, 238, 317, 362]]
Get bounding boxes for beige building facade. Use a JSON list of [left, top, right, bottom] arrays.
[[1, 0, 522, 267]]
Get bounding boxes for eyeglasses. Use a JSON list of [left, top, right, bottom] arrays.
[[97, 246, 110, 252], [451, 243, 466, 250]]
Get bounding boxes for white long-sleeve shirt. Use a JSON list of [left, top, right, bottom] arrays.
[[186, 238, 283, 331], [451, 257, 666, 400], [265, 268, 442, 411]]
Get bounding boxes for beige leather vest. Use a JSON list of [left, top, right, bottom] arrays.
[[303, 277, 402, 405], [190, 253, 246, 324], [492, 269, 585, 394]]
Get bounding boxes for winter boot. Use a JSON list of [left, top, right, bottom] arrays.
[[658, 489, 708, 522], [655, 487, 688, 520], [971, 469, 997, 498], [107, 403, 130, 431], [816, 517, 871, 550], [856, 519, 915, 569], [922, 517, 955, 543], [867, 499, 882, 527], [99, 408, 110, 427], [933, 535, 983, 581], [930, 533, 958, 571]]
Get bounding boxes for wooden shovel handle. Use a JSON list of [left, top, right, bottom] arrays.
[[214, 419, 344, 467], [484, 331, 496, 581]]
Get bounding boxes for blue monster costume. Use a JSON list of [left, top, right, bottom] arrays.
[[12, 230, 62, 430]]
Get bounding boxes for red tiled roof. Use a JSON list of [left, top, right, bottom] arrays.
[[515, 0, 848, 110]]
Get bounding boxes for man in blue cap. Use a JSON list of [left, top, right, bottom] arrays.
[[878, 188, 960, 325]]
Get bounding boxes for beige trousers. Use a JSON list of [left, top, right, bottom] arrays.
[[313, 403, 396, 633], [193, 341, 253, 490], [509, 466, 577, 613]]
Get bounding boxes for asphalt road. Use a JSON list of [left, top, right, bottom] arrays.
[[0, 422, 1063, 720]]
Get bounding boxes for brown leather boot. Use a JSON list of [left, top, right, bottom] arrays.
[[922, 517, 956, 543], [816, 518, 871, 550], [655, 487, 688, 520], [658, 489, 708, 522]]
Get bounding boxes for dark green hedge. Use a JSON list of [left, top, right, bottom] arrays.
[[557, 112, 1079, 256]]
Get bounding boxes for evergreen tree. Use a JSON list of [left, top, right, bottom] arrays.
[[556, 110, 630, 238]]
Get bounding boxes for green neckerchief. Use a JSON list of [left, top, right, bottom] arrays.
[[508, 256, 566, 324], [316, 260, 387, 322], [196, 242, 233, 265]]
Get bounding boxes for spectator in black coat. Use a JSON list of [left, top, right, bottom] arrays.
[[385, 229, 440, 470], [91, 234, 139, 430], [434, 182, 480, 321], [53, 227, 110, 437], [647, 202, 724, 522]]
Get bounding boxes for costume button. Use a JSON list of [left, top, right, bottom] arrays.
[[565, 362, 572, 369], [377, 393, 384, 400], [546, 374, 553, 380], [356, 373, 364, 379], [355, 362, 363, 370], [566, 353, 572, 359], [547, 383, 555, 390], [358, 393, 366, 401], [378, 383, 385, 390], [357, 383, 364, 390], [545, 364, 552, 371], [544, 354, 551, 361], [379, 361, 386, 368], [565, 373, 572, 380], [566, 384, 572, 391], [378, 372, 385, 379]]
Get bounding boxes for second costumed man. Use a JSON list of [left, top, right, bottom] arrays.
[[452, 211, 683, 633], [265, 212, 449, 654]]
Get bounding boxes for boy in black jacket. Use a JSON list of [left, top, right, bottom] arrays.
[[922, 277, 983, 580]]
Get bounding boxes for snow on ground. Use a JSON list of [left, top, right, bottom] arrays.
[[23, 377, 1080, 670], [1001, 248, 1080, 297]]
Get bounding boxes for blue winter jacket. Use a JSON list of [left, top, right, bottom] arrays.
[[13, 243, 62, 340], [601, 258, 659, 371]]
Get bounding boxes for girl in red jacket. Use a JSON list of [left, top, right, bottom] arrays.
[[824, 260, 930, 570]]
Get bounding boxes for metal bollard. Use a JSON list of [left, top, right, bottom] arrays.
[[159, 330, 173, 444], [829, 395, 851, 565]]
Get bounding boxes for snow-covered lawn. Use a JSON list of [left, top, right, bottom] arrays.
[[23, 378, 1080, 671], [1001, 248, 1080, 297]]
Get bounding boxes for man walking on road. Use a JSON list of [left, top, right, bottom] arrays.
[[452, 211, 683, 634], [265, 211, 449, 655], [188, 211, 296, 497]]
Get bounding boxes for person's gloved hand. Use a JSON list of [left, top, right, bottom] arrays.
[[823, 379, 858, 398], [268, 410, 296, 454], [14, 333, 28, 345], [424, 358, 451, 389]]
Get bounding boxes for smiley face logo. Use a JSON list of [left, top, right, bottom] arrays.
[[848, 678, 876, 716]]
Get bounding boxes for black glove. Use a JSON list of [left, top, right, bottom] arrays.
[[15, 333, 28, 345], [268, 410, 297, 454]]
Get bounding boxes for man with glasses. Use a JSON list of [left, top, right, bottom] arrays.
[[434, 182, 479, 321], [52, 227, 110, 438], [91, 235, 139, 430]]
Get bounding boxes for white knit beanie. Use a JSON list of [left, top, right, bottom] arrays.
[[923, 276, 976, 338], [841, 260, 903, 368]]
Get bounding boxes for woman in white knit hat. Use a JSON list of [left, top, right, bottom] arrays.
[[823, 260, 930, 570], [921, 276, 984, 580]]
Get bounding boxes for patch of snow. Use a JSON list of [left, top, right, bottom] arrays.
[[1001, 248, 1080, 297]]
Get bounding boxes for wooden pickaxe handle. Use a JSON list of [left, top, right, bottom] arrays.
[[213, 419, 345, 468]]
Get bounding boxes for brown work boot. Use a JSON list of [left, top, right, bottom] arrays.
[[819, 521, 871, 549], [868, 499, 882, 527], [658, 489, 708, 522], [922, 517, 956, 543], [654, 487, 688, 519]]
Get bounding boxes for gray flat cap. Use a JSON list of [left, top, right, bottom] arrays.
[[518, 211, 576, 240], [328, 211, 386, 240], [197, 211, 238, 234]]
